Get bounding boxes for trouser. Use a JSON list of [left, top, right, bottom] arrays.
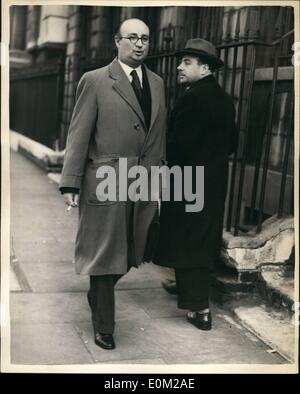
[[87, 274, 123, 335], [175, 267, 210, 311]]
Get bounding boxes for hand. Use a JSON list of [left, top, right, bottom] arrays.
[[63, 193, 79, 208]]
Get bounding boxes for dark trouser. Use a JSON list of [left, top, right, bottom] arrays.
[[87, 203, 134, 335], [175, 267, 210, 311], [87, 274, 123, 335]]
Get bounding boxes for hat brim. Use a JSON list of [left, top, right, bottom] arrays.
[[174, 48, 224, 68]]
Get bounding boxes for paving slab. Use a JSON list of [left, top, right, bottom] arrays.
[[125, 287, 186, 318], [48, 225, 77, 243], [11, 152, 47, 176], [12, 214, 75, 238], [11, 323, 93, 365], [16, 261, 164, 293], [11, 174, 56, 195], [74, 320, 167, 363], [10, 292, 91, 324], [10, 292, 150, 324], [11, 220, 55, 242], [105, 358, 166, 364], [162, 349, 285, 364], [13, 240, 75, 262], [130, 315, 247, 359], [51, 203, 79, 225], [115, 263, 163, 290], [234, 305, 295, 362], [18, 261, 88, 292], [10, 267, 21, 292], [11, 198, 60, 216]]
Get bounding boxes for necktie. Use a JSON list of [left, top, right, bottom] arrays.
[[130, 69, 142, 103]]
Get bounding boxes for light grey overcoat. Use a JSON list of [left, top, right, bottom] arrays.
[[60, 58, 167, 275]]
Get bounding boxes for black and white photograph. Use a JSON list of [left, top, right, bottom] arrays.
[[1, 0, 299, 374]]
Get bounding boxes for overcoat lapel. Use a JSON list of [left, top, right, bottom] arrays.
[[109, 59, 161, 133], [109, 58, 146, 128], [145, 67, 160, 131]]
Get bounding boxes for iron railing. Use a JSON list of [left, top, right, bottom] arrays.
[[221, 32, 294, 234], [146, 31, 294, 235], [10, 58, 65, 149]]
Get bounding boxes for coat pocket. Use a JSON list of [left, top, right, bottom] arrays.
[[83, 157, 120, 205]]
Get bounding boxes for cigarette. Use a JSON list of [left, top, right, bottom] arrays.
[[67, 205, 72, 211]]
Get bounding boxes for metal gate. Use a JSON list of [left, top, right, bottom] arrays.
[[10, 59, 65, 149]]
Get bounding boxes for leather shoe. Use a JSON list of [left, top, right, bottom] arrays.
[[94, 332, 115, 350], [162, 281, 178, 295], [186, 311, 212, 330]]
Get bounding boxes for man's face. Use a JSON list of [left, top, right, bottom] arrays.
[[115, 19, 150, 67], [177, 56, 206, 84]]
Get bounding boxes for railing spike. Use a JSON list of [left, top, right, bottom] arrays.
[[274, 7, 284, 39], [234, 8, 241, 41]]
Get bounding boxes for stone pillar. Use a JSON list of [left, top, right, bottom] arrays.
[[26, 5, 41, 50], [10, 6, 27, 50], [60, 6, 82, 149], [9, 6, 32, 68], [26, 5, 69, 64], [37, 5, 68, 46]]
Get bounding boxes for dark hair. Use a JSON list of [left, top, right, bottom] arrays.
[[196, 56, 216, 73]]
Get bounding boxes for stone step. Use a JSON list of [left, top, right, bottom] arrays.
[[211, 271, 257, 306], [212, 274, 255, 293], [233, 304, 296, 362], [258, 267, 295, 313]]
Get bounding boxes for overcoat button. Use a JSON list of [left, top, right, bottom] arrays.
[[134, 123, 140, 130]]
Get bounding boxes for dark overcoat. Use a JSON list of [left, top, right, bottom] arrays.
[[154, 74, 237, 269], [60, 58, 166, 275]]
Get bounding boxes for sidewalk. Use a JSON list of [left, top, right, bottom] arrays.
[[9, 150, 287, 367]]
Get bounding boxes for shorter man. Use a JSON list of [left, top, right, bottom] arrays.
[[154, 39, 238, 330]]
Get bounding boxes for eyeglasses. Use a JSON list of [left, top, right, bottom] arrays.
[[120, 35, 150, 45]]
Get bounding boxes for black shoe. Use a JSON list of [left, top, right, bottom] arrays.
[[162, 281, 177, 295], [94, 332, 115, 350], [186, 311, 212, 331]]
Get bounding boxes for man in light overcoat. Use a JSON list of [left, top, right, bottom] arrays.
[[60, 18, 166, 350]]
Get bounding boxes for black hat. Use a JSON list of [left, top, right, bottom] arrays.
[[175, 38, 224, 68]]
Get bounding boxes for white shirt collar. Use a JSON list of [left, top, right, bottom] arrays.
[[118, 59, 143, 87]]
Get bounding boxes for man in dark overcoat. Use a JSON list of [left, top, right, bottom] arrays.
[[154, 38, 237, 330], [60, 19, 166, 349]]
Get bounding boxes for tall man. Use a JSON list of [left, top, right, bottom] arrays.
[[154, 39, 238, 330], [60, 19, 166, 350]]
